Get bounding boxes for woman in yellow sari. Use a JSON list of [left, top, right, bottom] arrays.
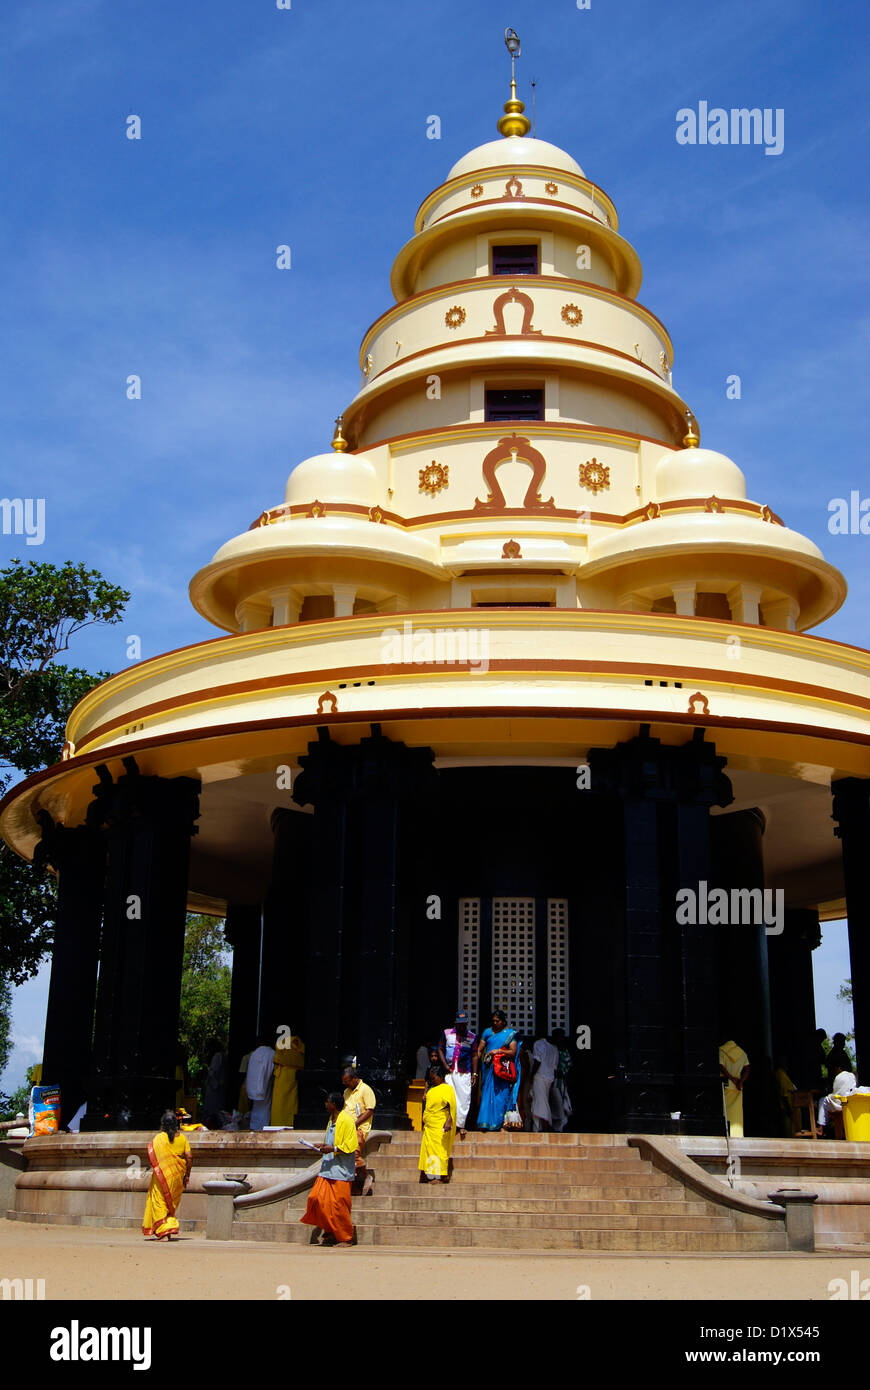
[[419, 1064, 457, 1183], [719, 1039, 750, 1138], [142, 1110, 192, 1240], [271, 1031, 305, 1126]]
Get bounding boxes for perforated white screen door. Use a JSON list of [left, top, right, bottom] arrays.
[[491, 896, 536, 1034]]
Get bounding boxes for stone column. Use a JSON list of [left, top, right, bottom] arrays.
[[292, 726, 435, 1124], [711, 807, 775, 1135], [259, 808, 312, 1041], [86, 759, 201, 1130], [589, 727, 732, 1132], [291, 730, 351, 1115], [351, 728, 436, 1120], [671, 581, 696, 617], [223, 903, 262, 1110], [832, 778, 870, 1076], [34, 808, 106, 1129], [673, 732, 735, 1132], [768, 909, 821, 1088]]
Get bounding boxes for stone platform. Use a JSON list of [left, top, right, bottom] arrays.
[[5, 1129, 868, 1252], [5, 1130, 387, 1233]]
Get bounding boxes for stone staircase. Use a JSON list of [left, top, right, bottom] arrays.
[[233, 1132, 788, 1251]]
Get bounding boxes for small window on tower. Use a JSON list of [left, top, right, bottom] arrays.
[[491, 244, 539, 276], [485, 388, 545, 422]]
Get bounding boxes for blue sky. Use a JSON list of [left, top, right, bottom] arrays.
[[1, 0, 867, 1089]]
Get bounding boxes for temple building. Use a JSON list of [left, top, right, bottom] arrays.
[[3, 70, 868, 1137]]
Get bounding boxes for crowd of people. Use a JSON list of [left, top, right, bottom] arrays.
[[140, 1017, 862, 1243], [722, 1028, 863, 1139], [416, 1009, 574, 1136]]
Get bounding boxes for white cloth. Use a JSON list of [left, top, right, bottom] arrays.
[[550, 1078, 572, 1132], [446, 1071, 472, 1127], [67, 1103, 86, 1134], [246, 1045, 275, 1130], [249, 1098, 272, 1130], [415, 1046, 430, 1080], [818, 1072, 857, 1126], [204, 1051, 226, 1115], [531, 1038, 559, 1128]]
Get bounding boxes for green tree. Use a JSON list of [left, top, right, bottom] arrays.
[[0, 559, 128, 984], [836, 979, 856, 1049], [0, 978, 12, 1078], [0, 1064, 38, 1121], [178, 914, 231, 1084]]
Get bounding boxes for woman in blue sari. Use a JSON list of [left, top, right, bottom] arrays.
[[474, 1010, 519, 1131]]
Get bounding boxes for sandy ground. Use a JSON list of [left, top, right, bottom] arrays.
[[1, 1222, 868, 1300]]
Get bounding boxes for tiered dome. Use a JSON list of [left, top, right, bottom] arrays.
[[189, 80, 845, 638]]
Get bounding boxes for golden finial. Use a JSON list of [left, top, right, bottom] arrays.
[[497, 29, 531, 138], [683, 409, 700, 449], [332, 415, 348, 452]]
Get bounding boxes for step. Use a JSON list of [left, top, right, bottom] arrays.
[[351, 1208, 740, 1232], [362, 1194, 706, 1215], [383, 1139, 625, 1150], [230, 1219, 787, 1251], [367, 1170, 672, 1191], [366, 1150, 655, 1173]]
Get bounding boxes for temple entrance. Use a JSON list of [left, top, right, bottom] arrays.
[[458, 895, 570, 1036]]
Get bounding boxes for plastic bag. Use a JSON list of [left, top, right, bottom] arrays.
[[28, 1085, 61, 1137]]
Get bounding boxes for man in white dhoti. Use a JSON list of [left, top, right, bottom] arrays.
[[530, 1034, 559, 1132], [246, 1034, 276, 1131], [549, 1028, 573, 1132], [818, 1071, 857, 1131], [438, 1011, 476, 1139]]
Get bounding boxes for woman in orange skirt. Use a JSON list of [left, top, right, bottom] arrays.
[[142, 1110, 192, 1240], [300, 1092, 358, 1247]]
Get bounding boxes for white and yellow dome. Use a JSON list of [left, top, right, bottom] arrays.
[[656, 445, 748, 503], [284, 449, 380, 508], [448, 135, 584, 181]]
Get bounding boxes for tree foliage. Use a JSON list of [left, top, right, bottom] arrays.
[[0, 978, 12, 1078], [0, 1065, 38, 1121], [0, 559, 129, 985], [836, 979, 855, 1048], [178, 914, 232, 1082], [0, 559, 127, 701]]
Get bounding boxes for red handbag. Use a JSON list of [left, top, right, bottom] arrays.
[[493, 1049, 516, 1082]]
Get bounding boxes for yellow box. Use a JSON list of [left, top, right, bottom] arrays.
[[841, 1093, 870, 1142]]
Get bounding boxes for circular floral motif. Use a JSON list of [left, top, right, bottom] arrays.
[[578, 458, 610, 494], [561, 303, 583, 327], [470, 184, 484, 198], [419, 460, 449, 496], [545, 181, 559, 196], [444, 305, 466, 329]]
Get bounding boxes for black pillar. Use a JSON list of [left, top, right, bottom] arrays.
[[832, 777, 870, 1077], [352, 728, 436, 1118], [224, 902, 261, 1110], [673, 733, 735, 1132], [259, 809, 312, 1040], [768, 909, 821, 1088], [292, 726, 435, 1123], [85, 759, 200, 1130], [34, 807, 106, 1129], [291, 730, 351, 1114], [589, 727, 732, 1133], [711, 807, 775, 1134]]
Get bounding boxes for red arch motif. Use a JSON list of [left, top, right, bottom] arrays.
[[485, 286, 542, 336], [474, 433, 555, 512]]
